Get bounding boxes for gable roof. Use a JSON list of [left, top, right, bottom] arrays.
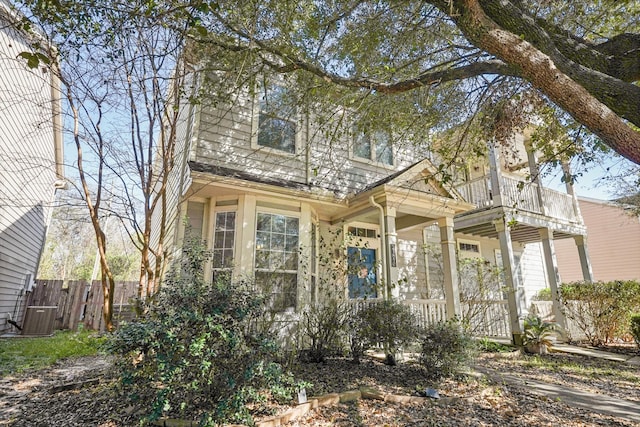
[[358, 157, 462, 200]]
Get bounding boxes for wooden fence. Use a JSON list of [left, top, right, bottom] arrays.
[[28, 280, 138, 332]]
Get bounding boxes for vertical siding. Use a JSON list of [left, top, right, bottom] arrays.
[[396, 228, 429, 299], [555, 198, 640, 282], [520, 242, 548, 306], [0, 15, 59, 332]]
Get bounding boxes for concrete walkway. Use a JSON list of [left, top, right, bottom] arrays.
[[476, 366, 640, 424], [476, 343, 640, 424], [551, 343, 640, 365]]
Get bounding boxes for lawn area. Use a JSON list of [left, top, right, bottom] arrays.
[[0, 330, 105, 375]]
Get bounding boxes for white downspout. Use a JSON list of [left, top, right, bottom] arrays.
[[369, 196, 388, 300]]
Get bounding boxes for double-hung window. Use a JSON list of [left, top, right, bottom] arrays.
[[255, 212, 299, 312], [353, 128, 393, 166], [212, 211, 236, 283], [257, 85, 296, 154]]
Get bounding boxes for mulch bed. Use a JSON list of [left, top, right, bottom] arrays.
[[1, 350, 638, 426]]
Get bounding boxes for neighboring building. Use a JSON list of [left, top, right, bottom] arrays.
[[0, 1, 64, 333], [555, 197, 640, 282], [157, 73, 592, 343]]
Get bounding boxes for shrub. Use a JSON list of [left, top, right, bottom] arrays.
[[419, 320, 475, 381], [106, 237, 299, 426], [560, 280, 640, 345], [477, 337, 515, 353], [352, 299, 420, 365], [533, 287, 552, 301], [631, 314, 640, 348], [300, 298, 350, 363]]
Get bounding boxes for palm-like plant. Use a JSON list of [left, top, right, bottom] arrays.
[[523, 316, 558, 355]]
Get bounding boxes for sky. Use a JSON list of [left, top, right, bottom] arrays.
[[542, 153, 637, 201]]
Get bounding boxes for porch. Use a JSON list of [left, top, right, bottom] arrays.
[[349, 298, 511, 339]]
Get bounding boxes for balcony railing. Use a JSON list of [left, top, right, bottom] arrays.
[[456, 175, 580, 223]]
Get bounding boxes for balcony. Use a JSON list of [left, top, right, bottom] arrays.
[[456, 175, 581, 223]]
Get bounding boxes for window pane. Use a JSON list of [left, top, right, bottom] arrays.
[[214, 231, 225, 248], [258, 116, 295, 153], [256, 272, 297, 312], [256, 231, 270, 250], [223, 212, 236, 230], [257, 85, 296, 154], [213, 211, 235, 272], [212, 250, 223, 268], [222, 249, 234, 267], [257, 213, 271, 231], [271, 233, 285, 251], [256, 250, 270, 268], [286, 217, 299, 235], [224, 231, 234, 248], [375, 132, 393, 165], [285, 235, 298, 252], [272, 215, 286, 233], [354, 132, 372, 159], [285, 252, 298, 270]]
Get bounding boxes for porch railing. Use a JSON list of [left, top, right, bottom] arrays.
[[462, 300, 511, 338], [348, 298, 511, 339], [456, 175, 579, 223]]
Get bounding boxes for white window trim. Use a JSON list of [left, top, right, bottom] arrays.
[[457, 238, 481, 257], [344, 222, 381, 249], [250, 85, 302, 157], [254, 209, 302, 274], [211, 207, 238, 275], [349, 128, 396, 169]]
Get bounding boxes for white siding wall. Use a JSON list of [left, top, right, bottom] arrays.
[[520, 242, 548, 307], [0, 15, 59, 332], [396, 228, 430, 299]]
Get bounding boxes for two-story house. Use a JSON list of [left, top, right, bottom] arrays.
[[0, 0, 64, 333], [158, 73, 593, 344]]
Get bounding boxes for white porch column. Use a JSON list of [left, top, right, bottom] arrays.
[[299, 204, 313, 308], [437, 217, 460, 319], [488, 141, 505, 206], [562, 162, 584, 222], [384, 207, 399, 299], [574, 235, 594, 282], [526, 146, 547, 215], [203, 197, 215, 283], [539, 228, 567, 334], [494, 219, 525, 343], [235, 195, 256, 279]]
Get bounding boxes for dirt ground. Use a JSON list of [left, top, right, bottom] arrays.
[[1, 349, 639, 426]]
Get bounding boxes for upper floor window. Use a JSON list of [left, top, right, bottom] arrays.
[[353, 129, 393, 166], [257, 85, 296, 154]]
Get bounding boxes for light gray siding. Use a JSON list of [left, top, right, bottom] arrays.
[[195, 95, 425, 197], [149, 71, 199, 274], [0, 10, 60, 332]]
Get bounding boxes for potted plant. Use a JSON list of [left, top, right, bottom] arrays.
[[523, 315, 558, 355]]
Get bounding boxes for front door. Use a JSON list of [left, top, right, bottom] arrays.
[[347, 247, 377, 299]]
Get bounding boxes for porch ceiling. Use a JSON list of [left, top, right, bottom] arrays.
[[454, 206, 587, 244]]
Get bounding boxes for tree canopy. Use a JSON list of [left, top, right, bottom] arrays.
[[182, 0, 639, 164]]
